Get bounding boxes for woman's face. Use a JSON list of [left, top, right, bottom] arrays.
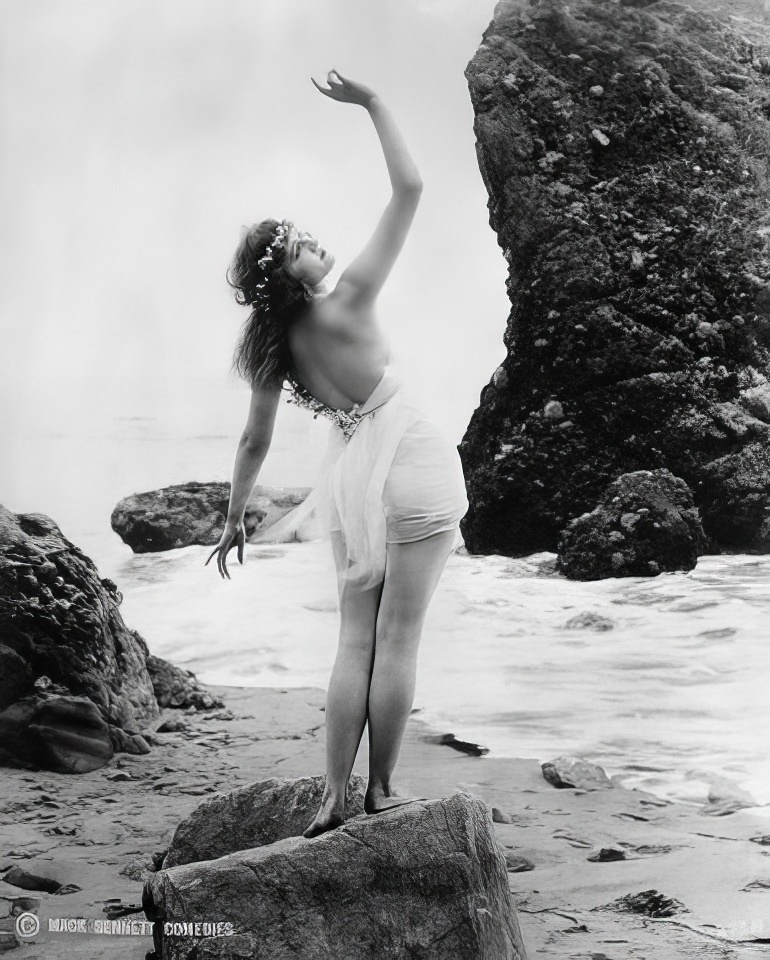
[[281, 222, 335, 287]]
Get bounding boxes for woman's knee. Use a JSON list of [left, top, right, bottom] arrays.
[[374, 609, 423, 655]]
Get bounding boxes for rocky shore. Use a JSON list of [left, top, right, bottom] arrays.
[[1, 683, 768, 958]]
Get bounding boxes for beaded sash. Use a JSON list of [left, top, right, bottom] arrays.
[[284, 372, 373, 442]]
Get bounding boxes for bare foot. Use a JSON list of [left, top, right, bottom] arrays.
[[303, 791, 345, 839], [364, 784, 427, 815]]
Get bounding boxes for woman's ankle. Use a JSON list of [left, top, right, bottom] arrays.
[[365, 777, 392, 796]]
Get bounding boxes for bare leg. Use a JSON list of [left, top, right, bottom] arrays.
[[304, 532, 381, 838], [364, 529, 456, 814]]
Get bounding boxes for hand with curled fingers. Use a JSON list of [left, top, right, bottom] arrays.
[[205, 521, 245, 580], [311, 69, 377, 108]]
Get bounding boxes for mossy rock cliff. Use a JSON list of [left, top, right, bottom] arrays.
[[461, 0, 770, 556]]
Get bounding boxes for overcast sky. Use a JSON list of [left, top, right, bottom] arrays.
[[1, 0, 509, 442]]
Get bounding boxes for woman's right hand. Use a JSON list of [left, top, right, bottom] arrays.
[[205, 521, 245, 579], [311, 70, 377, 108]]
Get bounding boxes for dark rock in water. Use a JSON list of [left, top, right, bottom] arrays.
[[558, 469, 705, 579], [164, 775, 367, 868], [0, 695, 114, 773], [110, 481, 311, 553], [145, 793, 527, 960], [541, 756, 613, 790], [146, 655, 224, 711], [563, 611, 615, 630], [0, 505, 159, 770], [461, 0, 770, 558]]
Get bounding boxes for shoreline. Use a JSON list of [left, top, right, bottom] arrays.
[[1, 683, 768, 958]]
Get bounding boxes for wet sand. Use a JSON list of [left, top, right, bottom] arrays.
[[1, 684, 768, 958]]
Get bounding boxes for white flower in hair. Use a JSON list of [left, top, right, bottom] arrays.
[[249, 220, 291, 301]]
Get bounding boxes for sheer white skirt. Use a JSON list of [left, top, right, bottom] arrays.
[[253, 367, 469, 590]]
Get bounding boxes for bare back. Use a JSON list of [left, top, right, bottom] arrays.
[[287, 291, 392, 411]]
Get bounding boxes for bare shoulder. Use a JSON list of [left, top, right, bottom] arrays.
[[311, 286, 378, 340]]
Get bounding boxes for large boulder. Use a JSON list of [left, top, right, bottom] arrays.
[[460, 0, 770, 558], [0, 506, 158, 752], [557, 468, 706, 579], [163, 775, 367, 868], [111, 481, 311, 553], [0, 505, 214, 772], [144, 791, 527, 960]]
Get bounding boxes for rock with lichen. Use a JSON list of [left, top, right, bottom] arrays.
[[557, 468, 706, 578], [461, 0, 770, 560]]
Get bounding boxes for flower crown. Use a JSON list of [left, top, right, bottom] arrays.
[[244, 220, 291, 303]]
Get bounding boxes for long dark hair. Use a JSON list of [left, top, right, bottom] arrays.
[[226, 219, 307, 387]]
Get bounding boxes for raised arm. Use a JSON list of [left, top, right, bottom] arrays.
[[206, 384, 281, 578], [312, 71, 423, 306]]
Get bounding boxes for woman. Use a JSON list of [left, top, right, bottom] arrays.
[[207, 71, 468, 839]]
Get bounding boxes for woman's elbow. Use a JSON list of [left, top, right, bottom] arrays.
[[396, 179, 423, 198], [239, 433, 270, 457]]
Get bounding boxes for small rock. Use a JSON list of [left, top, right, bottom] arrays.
[[504, 852, 535, 872], [741, 879, 770, 891], [1, 866, 62, 894], [156, 718, 190, 733], [698, 798, 754, 817], [544, 400, 564, 420], [602, 889, 685, 918], [541, 757, 613, 790], [564, 612, 615, 631], [591, 129, 610, 147], [108, 727, 151, 756], [146, 656, 224, 712], [588, 85, 604, 96], [588, 846, 626, 862]]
